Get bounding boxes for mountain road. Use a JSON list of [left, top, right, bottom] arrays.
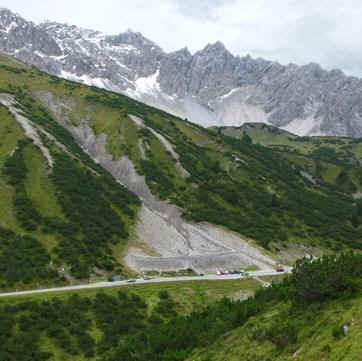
[[0, 270, 289, 298]]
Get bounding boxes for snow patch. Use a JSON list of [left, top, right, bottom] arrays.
[[3, 21, 18, 33], [49, 54, 68, 60], [125, 69, 162, 100], [34, 50, 45, 58], [220, 87, 241, 99], [105, 43, 140, 55], [135, 69, 160, 95], [76, 39, 90, 57], [108, 55, 130, 70]]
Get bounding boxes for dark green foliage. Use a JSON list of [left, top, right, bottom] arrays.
[[101, 296, 264, 361], [332, 325, 345, 340], [0, 295, 95, 361], [1, 141, 59, 286], [3, 139, 43, 231], [291, 253, 362, 304], [265, 318, 298, 348], [0, 232, 57, 285], [140, 159, 174, 199], [0, 289, 180, 360], [336, 169, 357, 193], [92, 292, 147, 351], [0, 228, 57, 285], [311, 146, 341, 164], [241, 132, 253, 144], [158, 290, 169, 299], [154, 291, 177, 318], [51, 153, 139, 278], [0, 64, 26, 74]]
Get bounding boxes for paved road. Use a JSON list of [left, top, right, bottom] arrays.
[[0, 270, 288, 298]]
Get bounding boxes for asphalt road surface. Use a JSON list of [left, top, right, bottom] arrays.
[[0, 270, 289, 298]]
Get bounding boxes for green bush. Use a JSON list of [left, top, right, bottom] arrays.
[[332, 325, 345, 340], [266, 319, 298, 348]]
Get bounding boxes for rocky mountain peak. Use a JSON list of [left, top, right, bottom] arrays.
[[196, 41, 231, 59], [0, 7, 27, 30], [203, 40, 227, 52], [105, 30, 163, 54], [0, 8, 61, 57], [39, 21, 103, 42], [170, 47, 192, 59]]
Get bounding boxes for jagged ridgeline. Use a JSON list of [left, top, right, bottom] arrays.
[[0, 53, 361, 287]]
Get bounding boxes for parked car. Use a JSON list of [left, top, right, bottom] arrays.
[[276, 267, 284, 273]]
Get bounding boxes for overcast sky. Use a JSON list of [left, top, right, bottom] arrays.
[[2, 0, 362, 76]]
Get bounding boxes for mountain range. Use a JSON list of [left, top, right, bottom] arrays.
[[2, 7, 362, 137]]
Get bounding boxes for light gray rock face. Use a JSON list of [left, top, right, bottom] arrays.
[[0, 8, 61, 57], [2, 7, 362, 136]]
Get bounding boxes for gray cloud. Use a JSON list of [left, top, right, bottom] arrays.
[[170, 0, 237, 20], [1, 0, 362, 76]]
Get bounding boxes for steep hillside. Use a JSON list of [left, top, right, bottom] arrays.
[[2, 8, 362, 136], [0, 57, 141, 288], [187, 253, 362, 361], [0, 52, 361, 289]]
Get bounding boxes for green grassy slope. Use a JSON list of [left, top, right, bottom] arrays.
[[189, 294, 362, 361], [0, 278, 260, 361], [188, 254, 362, 361]]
